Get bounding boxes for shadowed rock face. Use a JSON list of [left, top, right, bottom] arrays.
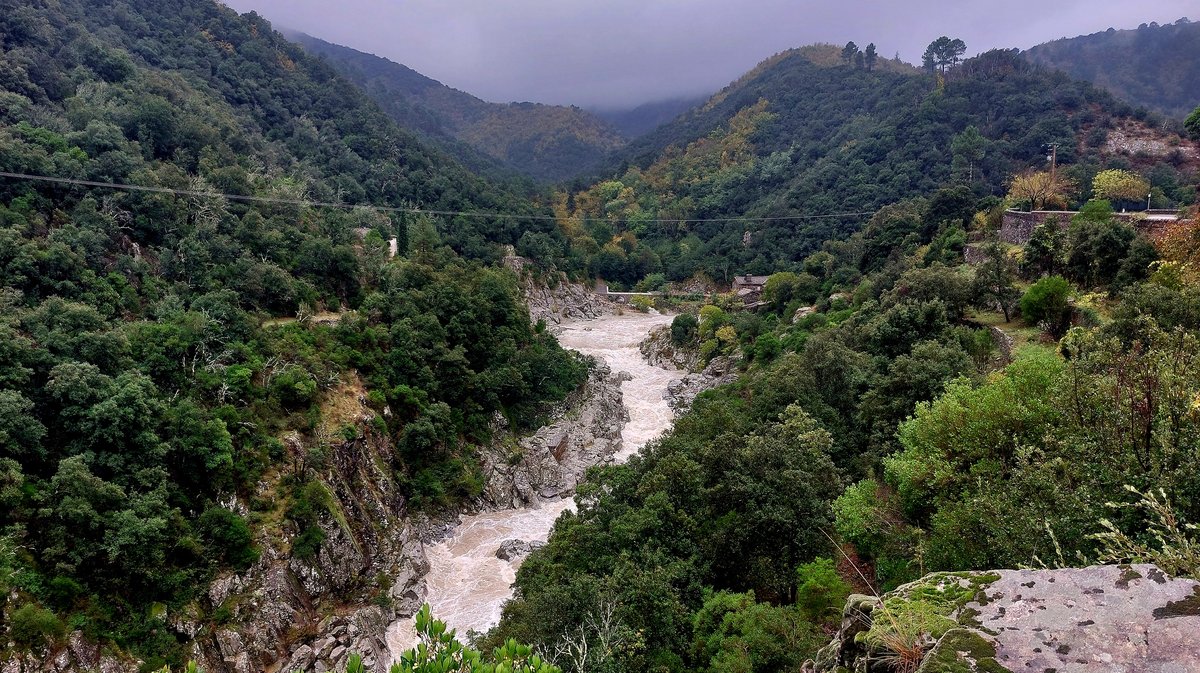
[[810, 564, 1200, 673]]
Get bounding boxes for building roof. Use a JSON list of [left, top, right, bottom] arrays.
[[733, 274, 770, 287]]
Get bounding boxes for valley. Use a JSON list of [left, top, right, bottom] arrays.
[[1, 1, 1199, 673]]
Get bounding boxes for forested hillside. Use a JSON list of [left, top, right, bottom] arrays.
[[559, 45, 1197, 288], [489, 186, 1200, 673], [291, 33, 629, 183], [1025, 18, 1200, 119], [0, 0, 585, 666]]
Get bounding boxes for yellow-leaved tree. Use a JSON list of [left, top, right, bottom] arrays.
[[1008, 170, 1076, 211], [1091, 169, 1150, 204]]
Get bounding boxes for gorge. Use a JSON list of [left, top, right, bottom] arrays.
[[386, 311, 684, 659]]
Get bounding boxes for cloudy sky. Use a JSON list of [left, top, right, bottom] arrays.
[[221, 0, 1192, 109]]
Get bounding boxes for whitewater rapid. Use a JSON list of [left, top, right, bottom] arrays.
[[385, 311, 682, 657]]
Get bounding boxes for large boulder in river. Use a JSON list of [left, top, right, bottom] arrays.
[[495, 539, 546, 562], [808, 564, 1200, 673]]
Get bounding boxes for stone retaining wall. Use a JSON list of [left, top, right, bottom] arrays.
[[1000, 209, 1179, 245]]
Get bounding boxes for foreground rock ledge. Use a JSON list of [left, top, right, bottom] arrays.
[[809, 564, 1200, 673]]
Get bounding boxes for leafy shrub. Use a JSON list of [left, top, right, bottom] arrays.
[[752, 333, 782, 362], [794, 558, 851, 625], [292, 526, 326, 560], [9, 603, 65, 650], [1019, 276, 1072, 335], [198, 507, 260, 570], [630, 295, 654, 312], [271, 367, 318, 409], [670, 313, 698, 345]]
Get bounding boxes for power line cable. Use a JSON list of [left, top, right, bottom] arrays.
[[0, 171, 874, 224]]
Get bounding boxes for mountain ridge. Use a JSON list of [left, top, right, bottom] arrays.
[[289, 31, 629, 183], [1023, 18, 1200, 119]]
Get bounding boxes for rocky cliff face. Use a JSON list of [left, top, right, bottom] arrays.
[[523, 277, 613, 326], [808, 564, 1200, 673], [478, 361, 627, 510], [193, 396, 426, 673], [501, 251, 614, 326], [639, 324, 700, 371]]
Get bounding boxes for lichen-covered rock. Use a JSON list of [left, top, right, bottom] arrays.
[[808, 564, 1200, 673], [809, 594, 882, 673]]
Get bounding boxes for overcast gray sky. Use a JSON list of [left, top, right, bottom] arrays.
[[220, 0, 1192, 109]]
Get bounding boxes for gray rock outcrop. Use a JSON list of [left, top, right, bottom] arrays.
[[664, 355, 738, 415], [495, 539, 546, 562], [478, 361, 627, 509], [524, 277, 613, 326], [808, 564, 1200, 673], [639, 324, 700, 371], [503, 251, 613, 327]]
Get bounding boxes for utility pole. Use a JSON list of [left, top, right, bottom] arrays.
[[1045, 143, 1059, 185]]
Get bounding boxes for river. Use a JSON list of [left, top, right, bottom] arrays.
[[385, 311, 682, 657]]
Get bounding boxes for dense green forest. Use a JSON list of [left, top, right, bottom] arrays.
[[487, 181, 1200, 671], [291, 33, 628, 184], [1025, 18, 1200, 119], [556, 45, 1196, 288], [0, 0, 585, 664]]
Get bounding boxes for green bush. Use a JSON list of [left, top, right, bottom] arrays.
[[671, 313, 699, 345], [292, 526, 327, 560], [794, 558, 851, 626], [630, 295, 654, 312], [198, 507, 260, 570], [1187, 105, 1200, 140], [1019, 276, 1072, 335], [10, 603, 66, 650]]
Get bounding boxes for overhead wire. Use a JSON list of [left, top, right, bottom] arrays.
[[0, 171, 874, 225]]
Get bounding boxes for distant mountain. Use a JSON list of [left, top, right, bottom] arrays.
[[592, 96, 709, 138], [1024, 18, 1200, 119], [290, 32, 628, 183], [559, 44, 1197, 286]]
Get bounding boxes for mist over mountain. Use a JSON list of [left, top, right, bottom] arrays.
[[1024, 17, 1200, 118], [291, 32, 629, 183], [590, 96, 711, 138]]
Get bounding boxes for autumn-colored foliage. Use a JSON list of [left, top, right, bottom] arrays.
[[1153, 214, 1200, 285], [1008, 170, 1077, 211]]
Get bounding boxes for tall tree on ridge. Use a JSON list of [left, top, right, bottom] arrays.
[[842, 41, 860, 64], [923, 36, 967, 74]]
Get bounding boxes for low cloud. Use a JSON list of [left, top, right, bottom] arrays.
[[221, 0, 1192, 108]]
